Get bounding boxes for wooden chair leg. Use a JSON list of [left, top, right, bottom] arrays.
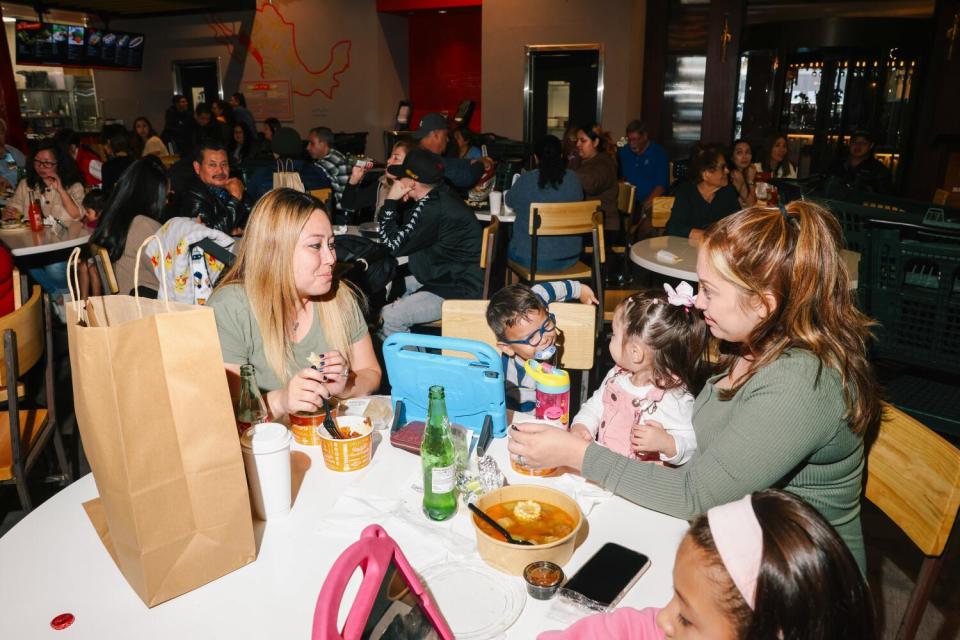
[[14, 465, 33, 513], [896, 554, 945, 640], [53, 426, 73, 483]]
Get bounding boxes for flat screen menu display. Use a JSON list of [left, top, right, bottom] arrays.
[[15, 21, 144, 69]]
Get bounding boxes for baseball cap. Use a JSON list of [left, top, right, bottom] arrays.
[[272, 127, 303, 158], [387, 148, 444, 185], [412, 112, 448, 140]]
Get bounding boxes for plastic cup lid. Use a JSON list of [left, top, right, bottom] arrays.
[[240, 422, 291, 454]]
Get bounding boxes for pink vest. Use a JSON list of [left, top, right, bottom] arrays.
[[597, 371, 665, 461]]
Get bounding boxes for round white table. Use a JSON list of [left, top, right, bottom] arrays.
[[0, 428, 685, 638], [0, 220, 91, 257], [630, 236, 860, 289]]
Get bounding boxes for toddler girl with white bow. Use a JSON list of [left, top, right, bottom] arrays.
[[569, 282, 710, 464]]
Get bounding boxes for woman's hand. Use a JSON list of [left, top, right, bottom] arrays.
[[43, 173, 64, 193], [312, 350, 350, 397], [508, 422, 591, 471], [277, 367, 332, 416], [631, 420, 676, 458], [579, 284, 599, 305]]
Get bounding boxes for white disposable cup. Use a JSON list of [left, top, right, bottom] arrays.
[[489, 190, 503, 215], [502, 189, 513, 216], [241, 422, 293, 520]]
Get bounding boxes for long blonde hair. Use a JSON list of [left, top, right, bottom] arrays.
[[216, 189, 363, 384], [702, 201, 881, 434]]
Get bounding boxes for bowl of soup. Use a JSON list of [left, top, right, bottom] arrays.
[[471, 484, 583, 575]]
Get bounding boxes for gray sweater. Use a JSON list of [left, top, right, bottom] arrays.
[[582, 349, 866, 571]]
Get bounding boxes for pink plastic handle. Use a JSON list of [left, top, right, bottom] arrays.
[[312, 524, 454, 640]]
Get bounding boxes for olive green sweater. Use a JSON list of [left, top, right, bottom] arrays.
[[582, 349, 866, 571]]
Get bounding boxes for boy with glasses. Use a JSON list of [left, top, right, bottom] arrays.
[[486, 281, 597, 412]]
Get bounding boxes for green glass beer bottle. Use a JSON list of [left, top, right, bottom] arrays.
[[421, 385, 457, 521]]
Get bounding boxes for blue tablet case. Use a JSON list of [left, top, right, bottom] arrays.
[[383, 333, 507, 438]]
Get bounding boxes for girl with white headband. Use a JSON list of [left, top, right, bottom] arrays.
[[510, 202, 881, 571], [563, 284, 709, 466], [539, 489, 876, 639]]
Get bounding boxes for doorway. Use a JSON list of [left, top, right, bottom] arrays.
[[524, 46, 603, 146], [172, 58, 223, 110]]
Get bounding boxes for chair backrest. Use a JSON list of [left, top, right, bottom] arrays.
[[651, 196, 674, 229], [441, 299, 595, 371], [865, 403, 960, 556], [480, 218, 499, 300], [528, 200, 601, 236], [0, 285, 43, 381], [93, 245, 119, 295], [310, 188, 332, 205], [618, 182, 636, 216]]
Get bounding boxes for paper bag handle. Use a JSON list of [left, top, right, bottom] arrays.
[[67, 246, 85, 323], [134, 235, 171, 314], [275, 159, 295, 173]]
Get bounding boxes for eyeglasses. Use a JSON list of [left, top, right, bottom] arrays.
[[33, 159, 57, 168], [503, 313, 557, 347]]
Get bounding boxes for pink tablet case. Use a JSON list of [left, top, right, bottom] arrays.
[[312, 524, 454, 640]]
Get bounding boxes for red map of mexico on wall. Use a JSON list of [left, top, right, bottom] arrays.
[[208, 1, 352, 102]]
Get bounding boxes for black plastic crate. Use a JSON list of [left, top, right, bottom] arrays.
[[861, 232, 960, 374]]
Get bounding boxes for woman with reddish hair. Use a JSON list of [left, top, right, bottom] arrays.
[[509, 201, 881, 571]]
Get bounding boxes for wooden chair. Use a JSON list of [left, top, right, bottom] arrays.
[[92, 245, 119, 295], [507, 201, 605, 291], [310, 188, 333, 211], [651, 196, 674, 234], [441, 299, 596, 402], [0, 286, 72, 512], [864, 404, 960, 640], [479, 217, 499, 300]]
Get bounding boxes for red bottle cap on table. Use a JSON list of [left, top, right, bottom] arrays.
[[50, 613, 75, 630]]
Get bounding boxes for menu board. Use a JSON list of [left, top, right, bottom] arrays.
[[15, 20, 144, 70]]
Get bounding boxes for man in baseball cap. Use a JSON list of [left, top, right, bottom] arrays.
[[377, 148, 484, 335], [412, 112, 489, 189]]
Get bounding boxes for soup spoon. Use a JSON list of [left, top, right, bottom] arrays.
[[468, 503, 534, 546]]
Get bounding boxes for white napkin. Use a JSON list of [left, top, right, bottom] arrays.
[[553, 473, 613, 517], [655, 249, 681, 264], [316, 470, 477, 568]]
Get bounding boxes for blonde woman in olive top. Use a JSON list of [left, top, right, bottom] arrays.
[[509, 202, 881, 572], [209, 189, 381, 420]]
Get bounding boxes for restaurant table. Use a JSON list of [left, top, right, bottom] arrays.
[[630, 235, 861, 288], [0, 220, 91, 257], [0, 422, 687, 638]]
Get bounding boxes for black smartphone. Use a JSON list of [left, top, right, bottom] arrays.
[[562, 543, 652, 608]]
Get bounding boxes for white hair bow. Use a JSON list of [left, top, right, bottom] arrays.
[[664, 281, 696, 308]]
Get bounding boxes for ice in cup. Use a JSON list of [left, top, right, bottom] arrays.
[[240, 422, 293, 520]]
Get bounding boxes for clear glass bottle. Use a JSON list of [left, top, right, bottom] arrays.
[[236, 364, 267, 436], [421, 385, 457, 521]]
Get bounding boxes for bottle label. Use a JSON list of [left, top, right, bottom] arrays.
[[430, 465, 456, 494]]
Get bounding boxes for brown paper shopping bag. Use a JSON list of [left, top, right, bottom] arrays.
[[65, 239, 255, 607], [273, 158, 305, 192]]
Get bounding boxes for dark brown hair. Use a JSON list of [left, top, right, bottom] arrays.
[[486, 284, 547, 341], [617, 289, 711, 395], [691, 143, 729, 184], [701, 201, 881, 434], [687, 490, 876, 640]]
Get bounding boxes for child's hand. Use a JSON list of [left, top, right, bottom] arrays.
[[569, 423, 594, 442], [630, 419, 677, 459], [579, 284, 599, 306]]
